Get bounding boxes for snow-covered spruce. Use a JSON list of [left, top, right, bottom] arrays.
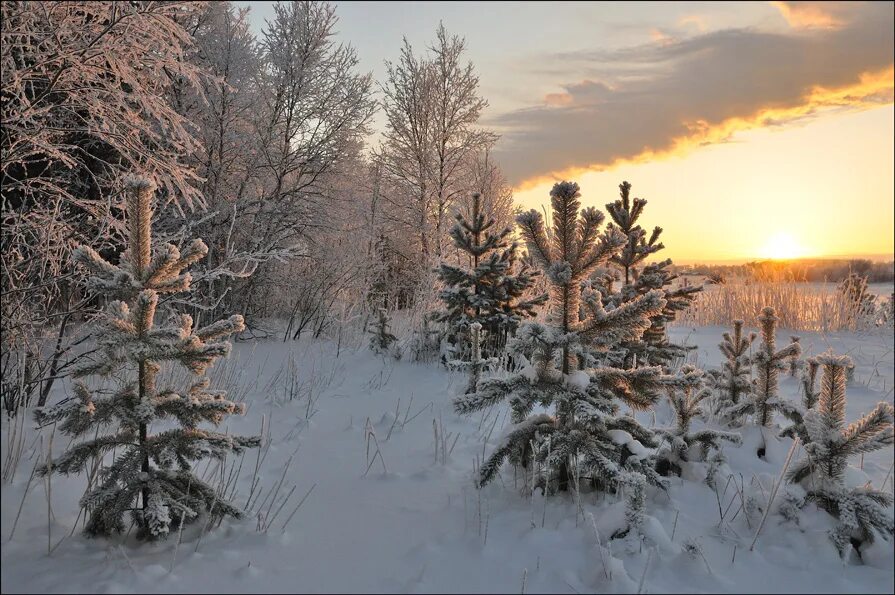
[[34, 179, 259, 540], [708, 319, 756, 424], [655, 365, 741, 477], [605, 181, 664, 286], [619, 471, 647, 538], [435, 192, 545, 366], [369, 307, 398, 357], [722, 307, 801, 428], [594, 182, 702, 369], [780, 357, 820, 442], [454, 181, 668, 494], [786, 351, 894, 556]]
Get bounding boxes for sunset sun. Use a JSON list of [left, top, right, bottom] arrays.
[[760, 232, 805, 260]]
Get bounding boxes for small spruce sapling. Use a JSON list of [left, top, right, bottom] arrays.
[[605, 181, 663, 286], [722, 307, 801, 428], [435, 192, 545, 362], [655, 365, 741, 477], [596, 182, 702, 369], [369, 308, 398, 357], [454, 181, 668, 494], [612, 472, 647, 539], [708, 319, 755, 423], [780, 357, 820, 442], [786, 351, 894, 555], [34, 178, 259, 539]]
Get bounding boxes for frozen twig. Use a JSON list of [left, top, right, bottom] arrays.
[[750, 437, 799, 551]]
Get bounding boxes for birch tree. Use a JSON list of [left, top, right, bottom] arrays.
[[378, 23, 493, 274]]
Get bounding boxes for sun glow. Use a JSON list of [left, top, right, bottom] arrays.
[[760, 232, 806, 260]]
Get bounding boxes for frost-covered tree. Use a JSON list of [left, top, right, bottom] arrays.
[[369, 308, 398, 356], [780, 357, 820, 442], [428, 24, 497, 259], [655, 365, 741, 477], [1, 1, 214, 411], [435, 192, 545, 365], [786, 352, 894, 555], [708, 320, 756, 422], [597, 182, 702, 368], [454, 181, 668, 493], [722, 307, 801, 427], [464, 147, 517, 234], [378, 24, 493, 270], [256, 1, 375, 214], [1, 2, 210, 210], [34, 179, 259, 539], [167, 2, 296, 323], [227, 1, 376, 320], [377, 37, 434, 267], [605, 182, 664, 286]]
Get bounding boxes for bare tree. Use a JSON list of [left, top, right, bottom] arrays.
[[378, 23, 493, 280], [255, 1, 374, 222], [428, 24, 494, 258], [160, 1, 377, 328], [378, 37, 436, 265], [228, 1, 375, 318]]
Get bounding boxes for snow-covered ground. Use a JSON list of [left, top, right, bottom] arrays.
[[2, 325, 893, 593]]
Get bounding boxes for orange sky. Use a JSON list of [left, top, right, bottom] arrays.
[[513, 103, 894, 264], [500, 2, 895, 264]]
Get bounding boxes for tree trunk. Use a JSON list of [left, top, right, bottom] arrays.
[[557, 282, 572, 491], [139, 360, 149, 517]]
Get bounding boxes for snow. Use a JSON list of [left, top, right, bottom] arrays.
[[626, 441, 650, 459], [2, 325, 893, 593], [608, 429, 634, 445], [606, 430, 650, 459], [519, 363, 539, 383], [566, 370, 591, 390]]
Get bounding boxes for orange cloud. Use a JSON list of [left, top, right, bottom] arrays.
[[678, 14, 707, 32], [650, 28, 674, 46], [770, 1, 848, 30], [512, 66, 894, 192], [544, 92, 573, 106]]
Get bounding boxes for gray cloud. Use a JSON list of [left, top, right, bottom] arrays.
[[491, 2, 894, 185]]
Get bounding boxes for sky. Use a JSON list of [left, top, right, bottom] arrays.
[[237, 1, 895, 263]]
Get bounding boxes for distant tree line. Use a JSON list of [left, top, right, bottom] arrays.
[[681, 259, 894, 284]]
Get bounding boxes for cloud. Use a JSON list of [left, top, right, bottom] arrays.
[[649, 28, 675, 46], [678, 14, 707, 32], [543, 92, 574, 107], [770, 1, 851, 30], [492, 2, 894, 187]]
